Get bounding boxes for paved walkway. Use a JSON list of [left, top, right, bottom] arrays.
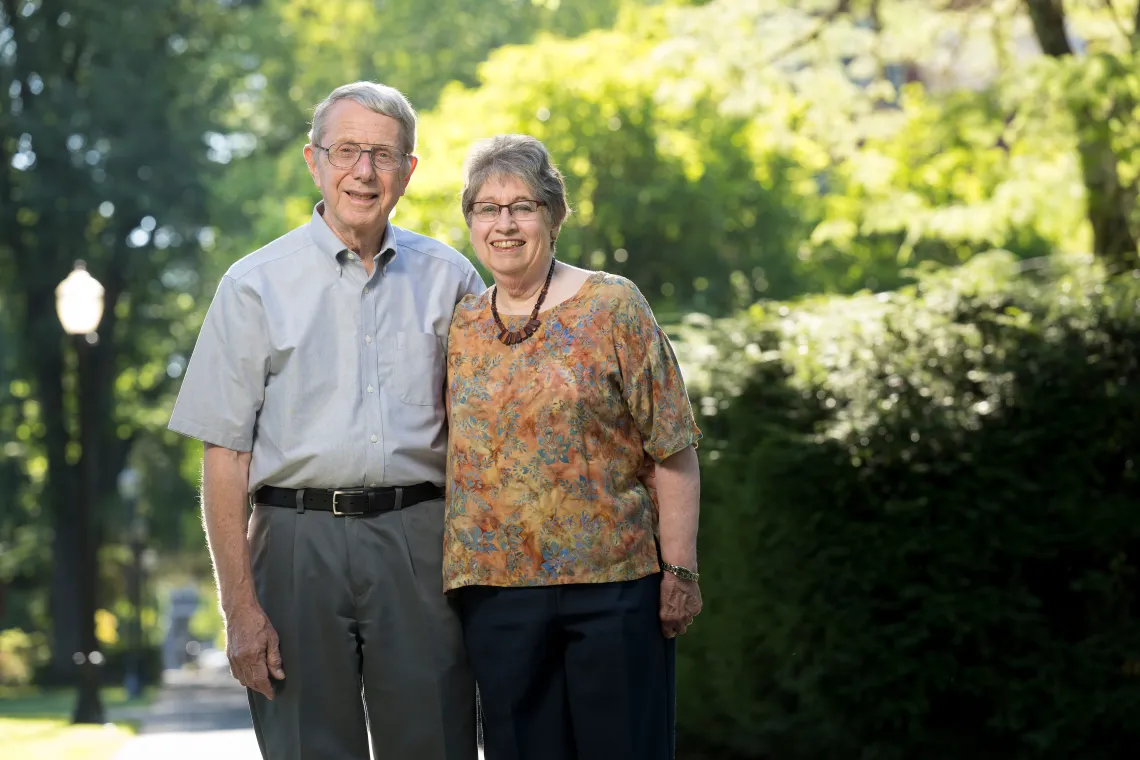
[[110, 668, 259, 760], [111, 666, 484, 759]]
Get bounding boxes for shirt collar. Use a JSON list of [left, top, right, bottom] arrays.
[[309, 202, 398, 273]]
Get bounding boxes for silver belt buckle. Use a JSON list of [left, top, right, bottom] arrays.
[[331, 489, 365, 516]]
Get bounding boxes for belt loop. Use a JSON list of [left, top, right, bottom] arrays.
[[393, 487, 404, 511], [295, 488, 305, 514]]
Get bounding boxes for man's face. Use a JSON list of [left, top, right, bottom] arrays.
[[303, 100, 417, 244]]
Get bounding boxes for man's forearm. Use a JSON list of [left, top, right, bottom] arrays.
[[202, 444, 258, 617], [656, 445, 701, 569]]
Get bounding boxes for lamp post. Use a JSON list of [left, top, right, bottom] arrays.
[[55, 260, 106, 725], [118, 466, 145, 700]]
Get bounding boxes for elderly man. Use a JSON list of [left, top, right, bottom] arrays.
[[168, 82, 483, 759]]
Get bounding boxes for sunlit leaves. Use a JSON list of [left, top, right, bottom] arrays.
[[395, 18, 814, 314]]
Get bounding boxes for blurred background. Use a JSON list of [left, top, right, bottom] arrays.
[[2, 0, 1139, 758]]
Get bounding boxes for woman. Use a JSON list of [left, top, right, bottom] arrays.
[[444, 134, 703, 760]]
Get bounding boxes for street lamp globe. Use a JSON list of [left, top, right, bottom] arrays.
[[55, 261, 105, 336]]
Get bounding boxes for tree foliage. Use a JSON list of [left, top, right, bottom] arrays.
[[0, 0, 239, 670], [206, 0, 1140, 308], [203, 0, 632, 277], [398, 15, 812, 317]]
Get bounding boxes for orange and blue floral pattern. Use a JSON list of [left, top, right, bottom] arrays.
[[443, 271, 701, 591]]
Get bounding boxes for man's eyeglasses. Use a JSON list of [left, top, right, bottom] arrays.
[[314, 142, 407, 172], [468, 200, 547, 223]]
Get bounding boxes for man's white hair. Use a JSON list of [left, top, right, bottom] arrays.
[[309, 81, 417, 159]]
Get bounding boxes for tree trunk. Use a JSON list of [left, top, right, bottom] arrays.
[[1023, 0, 1139, 273], [22, 285, 83, 682], [1077, 136, 1139, 273]]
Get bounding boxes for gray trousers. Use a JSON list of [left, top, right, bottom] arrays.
[[246, 497, 477, 760]]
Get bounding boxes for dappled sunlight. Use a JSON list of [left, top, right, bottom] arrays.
[[4, 0, 1140, 757]]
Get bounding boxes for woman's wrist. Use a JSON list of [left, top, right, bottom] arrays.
[[659, 542, 698, 571], [660, 553, 697, 570], [661, 560, 700, 582]]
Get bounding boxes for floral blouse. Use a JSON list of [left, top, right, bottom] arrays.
[[443, 271, 701, 591]]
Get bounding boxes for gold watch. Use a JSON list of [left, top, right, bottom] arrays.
[[661, 561, 699, 582]]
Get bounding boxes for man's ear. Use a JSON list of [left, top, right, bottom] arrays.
[[400, 155, 419, 192], [303, 144, 319, 186]]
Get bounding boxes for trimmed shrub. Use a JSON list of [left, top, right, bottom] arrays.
[[672, 252, 1140, 759]]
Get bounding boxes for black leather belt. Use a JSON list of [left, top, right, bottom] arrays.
[[253, 482, 442, 516]]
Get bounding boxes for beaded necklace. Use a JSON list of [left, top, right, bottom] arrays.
[[490, 257, 557, 345]]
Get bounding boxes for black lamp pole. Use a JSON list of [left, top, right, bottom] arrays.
[[57, 262, 106, 725], [72, 334, 105, 724]]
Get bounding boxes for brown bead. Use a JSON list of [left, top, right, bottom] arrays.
[[490, 257, 557, 346]]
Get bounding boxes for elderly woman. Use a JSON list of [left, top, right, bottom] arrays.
[[444, 133, 703, 760]]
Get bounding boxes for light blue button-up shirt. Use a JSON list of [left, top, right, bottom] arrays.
[[169, 205, 485, 491]]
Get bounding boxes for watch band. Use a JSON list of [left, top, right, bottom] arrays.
[[661, 561, 700, 582]]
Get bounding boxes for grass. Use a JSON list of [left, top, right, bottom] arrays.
[[0, 686, 154, 760], [0, 719, 134, 760]]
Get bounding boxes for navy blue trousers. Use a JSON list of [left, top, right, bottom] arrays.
[[458, 574, 675, 760]]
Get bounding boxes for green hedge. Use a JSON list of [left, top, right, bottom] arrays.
[[672, 252, 1140, 759]]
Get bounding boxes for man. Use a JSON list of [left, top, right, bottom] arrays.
[[168, 81, 484, 760]]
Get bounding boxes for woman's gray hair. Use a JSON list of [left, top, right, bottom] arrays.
[[461, 134, 571, 230], [308, 81, 417, 158]]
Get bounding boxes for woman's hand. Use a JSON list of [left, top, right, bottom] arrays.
[[636, 451, 657, 494], [659, 571, 702, 638]]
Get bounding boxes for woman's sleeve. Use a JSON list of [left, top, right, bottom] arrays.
[[611, 280, 702, 462]]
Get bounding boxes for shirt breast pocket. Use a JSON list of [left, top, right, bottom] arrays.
[[392, 330, 444, 406]]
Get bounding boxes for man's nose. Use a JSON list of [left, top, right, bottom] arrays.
[[352, 151, 377, 179]]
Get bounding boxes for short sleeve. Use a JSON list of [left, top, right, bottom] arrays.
[[461, 262, 487, 301], [168, 275, 270, 451], [611, 280, 702, 461]]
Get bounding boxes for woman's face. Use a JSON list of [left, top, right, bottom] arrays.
[[468, 174, 558, 283]]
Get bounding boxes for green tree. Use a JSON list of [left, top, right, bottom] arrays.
[[0, 0, 242, 719], [1022, 0, 1140, 272], [201, 0, 630, 284], [660, 0, 1140, 285], [395, 10, 816, 316]]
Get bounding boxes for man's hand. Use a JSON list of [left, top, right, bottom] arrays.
[[659, 571, 702, 639], [226, 603, 285, 699]]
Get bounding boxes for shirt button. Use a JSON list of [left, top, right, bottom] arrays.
[[365, 335, 372, 344], [370, 435, 378, 443], [363, 286, 370, 294], [367, 385, 374, 393]]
